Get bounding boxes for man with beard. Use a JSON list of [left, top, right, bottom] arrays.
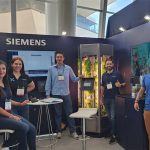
[[100, 59, 125, 144]]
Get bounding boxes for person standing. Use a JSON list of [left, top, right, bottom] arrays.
[[134, 74, 150, 150], [100, 59, 125, 144], [45, 51, 80, 139], [8, 57, 35, 120], [0, 60, 36, 150]]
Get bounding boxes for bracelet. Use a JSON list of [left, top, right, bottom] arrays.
[[134, 100, 138, 103]]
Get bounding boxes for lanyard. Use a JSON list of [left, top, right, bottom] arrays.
[[106, 73, 112, 84], [57, 66, 65, 75]]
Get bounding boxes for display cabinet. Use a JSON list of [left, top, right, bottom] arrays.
[[116, 95, 148, 150], [78, 43, 113, 134]]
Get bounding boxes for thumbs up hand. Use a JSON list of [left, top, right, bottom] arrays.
[[115, 80, 122, 87]]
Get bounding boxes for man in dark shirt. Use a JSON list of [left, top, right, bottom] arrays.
[[101, 59, 125, 144]]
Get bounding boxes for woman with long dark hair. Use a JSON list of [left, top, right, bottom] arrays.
[[0, 60, 36, 150]]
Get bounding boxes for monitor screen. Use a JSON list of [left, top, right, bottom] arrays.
[[7, 50, 55, 77], [83, 81, 92, 87], [81, 78, 95, 91]]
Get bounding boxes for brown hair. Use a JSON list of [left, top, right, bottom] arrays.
[[106, 56, 114, 64], [8, 56, 25, 74]]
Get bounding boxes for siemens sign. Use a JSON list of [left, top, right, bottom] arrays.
[[6, 38, 46, 46]]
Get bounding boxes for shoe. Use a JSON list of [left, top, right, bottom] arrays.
[[57, 132, 62, 139], [109, 135, 116, 144], [70, 132, 79, 139]]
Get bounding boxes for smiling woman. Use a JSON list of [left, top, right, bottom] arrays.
[[7, 56, 35, 120]]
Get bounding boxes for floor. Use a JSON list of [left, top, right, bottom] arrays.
[[36, 130, 124, 150], [0, 130, 124, 150]]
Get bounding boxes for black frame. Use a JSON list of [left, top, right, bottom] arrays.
[[80, 78, 95, 91]]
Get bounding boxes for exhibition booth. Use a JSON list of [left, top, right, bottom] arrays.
[[0, 0, 150, 149]]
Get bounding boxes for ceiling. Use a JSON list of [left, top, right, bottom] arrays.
[[0, 0, 116, 14]]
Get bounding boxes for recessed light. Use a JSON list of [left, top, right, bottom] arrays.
[[119, 27, 126, 32], [62, 31, 67, 36], [144, 15, 150, 21]]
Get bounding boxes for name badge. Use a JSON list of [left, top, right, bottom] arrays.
[[5, 101, 11, 111], [17, 88, 25, 96], [58, 75, 64, 81], [107, 83, 112, 89]]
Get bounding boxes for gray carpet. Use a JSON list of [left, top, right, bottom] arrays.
[[0, 130, 124, 150], [36, 130, 124, 150]]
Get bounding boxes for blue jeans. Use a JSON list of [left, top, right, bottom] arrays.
[[12, 105, 29, 120], [104, 98, 116, 135], [0, 116, 36, 150], [52, 94, 76, 133], [12, 94, 29, 120]]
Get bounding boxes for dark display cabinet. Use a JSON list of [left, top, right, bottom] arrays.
[[116, 95, 148, 150]]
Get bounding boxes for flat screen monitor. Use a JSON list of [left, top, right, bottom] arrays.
[[81, 78, 95, 91], [7, 50, 55, 77]]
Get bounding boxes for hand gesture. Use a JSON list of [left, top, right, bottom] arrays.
[[115, 80, 121, 87], [79, 74, 84, 78]]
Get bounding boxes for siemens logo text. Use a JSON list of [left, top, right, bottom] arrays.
[[6, 38, 46, 46]]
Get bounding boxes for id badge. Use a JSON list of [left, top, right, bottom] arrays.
[[107, 83, 112, 89], [17, 88, 24, 96], [5, 101, 11, 111], [58, 75, 64, 81]]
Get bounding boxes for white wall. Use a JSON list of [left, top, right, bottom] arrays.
[[0, 9, 45, 34], [0, 12, 11, 33]]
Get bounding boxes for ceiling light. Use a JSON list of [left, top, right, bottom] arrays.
[[119, 27, 126, 32], [144, 15, 150, 21], [62, 31, 67, 36]]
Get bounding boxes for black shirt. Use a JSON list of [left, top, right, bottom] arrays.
[[8, 73, 33, 97], [102, 70, 124, 98], [0, 86, 12, 109]]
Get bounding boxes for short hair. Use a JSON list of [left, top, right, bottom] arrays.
[[106, 57, 114, 64], [55, 51, 64, 56]]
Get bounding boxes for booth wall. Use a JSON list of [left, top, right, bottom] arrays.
[[107, 22, 150, 93], [0, 32, 107, 111], [107, 21, 150, 150]]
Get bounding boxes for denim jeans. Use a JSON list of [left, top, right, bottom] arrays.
[[0, 116, 36, 150], [12, 94, 29, 120], [144, 110, 150, 150], [104, 98, 116, 135], [12, 105, 29, 120], [52, 94, 76, 133]]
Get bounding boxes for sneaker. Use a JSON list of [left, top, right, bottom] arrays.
[[57, 132, 62, 139], [70, 132, 79, 139], [109, 135, 116, 144]]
